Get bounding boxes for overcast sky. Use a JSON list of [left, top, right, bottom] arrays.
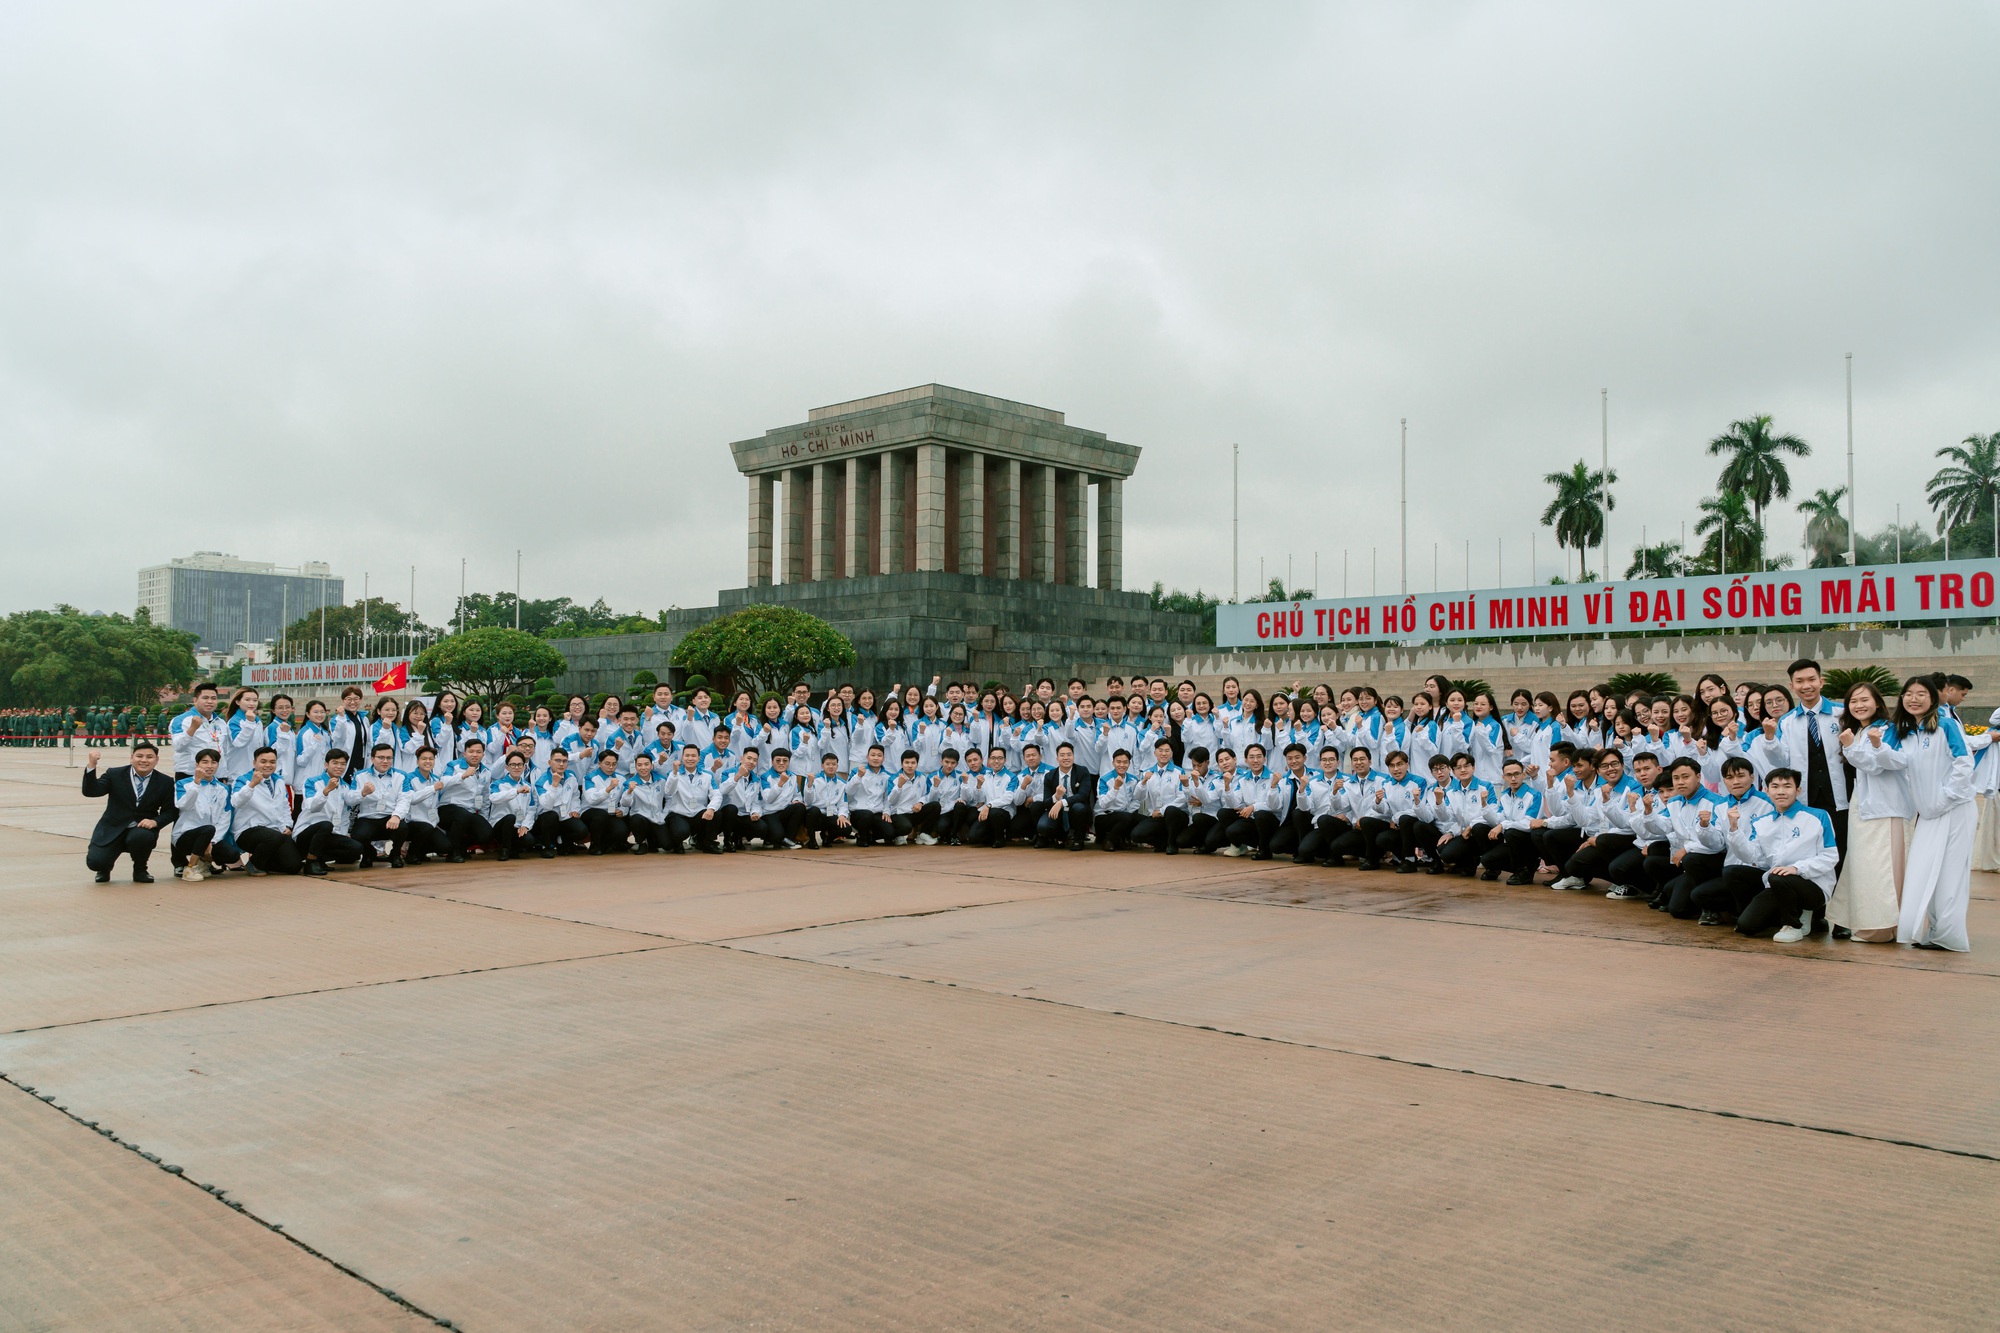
[[4, 1, 1997, 622]]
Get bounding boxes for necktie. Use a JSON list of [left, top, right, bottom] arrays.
[[1284, 776, 1297, 820], [1801, 709, 1835, 809]]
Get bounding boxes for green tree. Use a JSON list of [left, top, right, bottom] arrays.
[[1624, 541, 1688, 579], [1796, 486, 1851, 567], [1926, 431, 2000, 554], [410, 628, 569, 702], [0, 606, 199, 706], [1540, 459, 1616, 581], [1149, 583, 1221, 646], [1854, 520, 1939, 565], [671, 605, 856, 698], [1706, 415, 1809, 569], [280, 597, 430, 657], [450, 592, 664, 638], [1692, 492, 1763, 574]]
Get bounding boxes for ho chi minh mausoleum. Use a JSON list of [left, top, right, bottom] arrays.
[[551, 385, 1208, 692]]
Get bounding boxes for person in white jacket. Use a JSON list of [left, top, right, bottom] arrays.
[[170, 747, 244, 880], [1882, 676, 1976, 952], [1826, 682, 1915, 943], [1723, 767, 1839, 943], [486, 752, 539, 860], [229, 746, 300, 875], [802, 751, 854, 848], [170, 683, 229, 778]]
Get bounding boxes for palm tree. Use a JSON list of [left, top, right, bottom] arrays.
[[1927, 432, 2000, 555], [1707, 415, 1810, 569], [1693, 492, 1761, 575], [1624, 541, 1686, 579], [1540, 459, 1616, 581], [1796, 486, 1850, 567]]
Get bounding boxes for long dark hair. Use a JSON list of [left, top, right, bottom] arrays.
[[1892, 676, 1938, 738]]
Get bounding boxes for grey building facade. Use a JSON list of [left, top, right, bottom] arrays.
[[138, 553, 343, 651], [548, 386, 1206, 693]]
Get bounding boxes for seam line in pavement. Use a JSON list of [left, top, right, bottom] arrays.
[[0, 1073, 462, 1330], [711, 947, 2000, 1165], [4, 945, 682, 1035]]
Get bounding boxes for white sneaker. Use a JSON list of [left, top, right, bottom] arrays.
[[1550, 876, 1582, 891], [1606, 884, 1646, 900], [1772, 910, 1815, 944], [891, 836, 908, 846], [781, 839, 801, 850], [181, 863, 205, 883], [1221, 844, 1247, 857], [914, 833, 937, 846]]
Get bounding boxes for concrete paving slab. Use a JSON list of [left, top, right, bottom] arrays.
[[732, 889, 2000, 1158], [355, 847, 1105, 941], [0, 1080, 431, 1332], [2, 947, 1992, 1332], [0, 825, 676, 1033], [1174, 863, 2000, 977]]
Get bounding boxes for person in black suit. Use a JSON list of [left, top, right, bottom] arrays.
[[81, 742, 174, 883], [1035, 742, 1096, 850]]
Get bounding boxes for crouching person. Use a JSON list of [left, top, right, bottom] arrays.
[[171, 748, 245, 881], [1724, 767, 1838, 943], [230, 746, 302, 876], [802, 752, 853, 847], [623, 752, 673, 853], [296, 749, 364, 875], [759, 749, 808, 849], [486, 752, 538, 861], [531, 748, 588, 857], [437, 738, 496, 862], [580, 750, 632, 854]]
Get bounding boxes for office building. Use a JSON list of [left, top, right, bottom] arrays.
[[138, 552, 343, 651]]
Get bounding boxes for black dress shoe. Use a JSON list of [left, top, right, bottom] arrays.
[[132, 868, 154, 883], [94, 870, 111, 883], [388, 855, 405, 869], [540, 847, 557, 859], [447, 853, 467, 864]]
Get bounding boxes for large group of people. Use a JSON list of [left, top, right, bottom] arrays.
[[79, 658, 1980, 952]]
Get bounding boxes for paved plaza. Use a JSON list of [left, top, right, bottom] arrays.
[[2, 746, 1995, 1330]]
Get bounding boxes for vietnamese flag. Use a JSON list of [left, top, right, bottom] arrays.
[[372, 661, 409, 693]]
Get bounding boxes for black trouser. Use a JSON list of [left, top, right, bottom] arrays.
[[1479, 827, 1539, 877], [295, 820, 363, 865], [1008, 802, 1047, 844], [86, 825, 159, 875], [961, 806, 1009, 846], [628, 815, 672, 851], [1691, 864, 1767, 918], [532, 812, 589, 853], [439, 805, 494, 855], [235, 825, 303, 875], [849, 809, 889, 846], [1255, 809, 1308, 857], [1207, 812, 1257, 852], [1607, 837, 1663, 889], [1398, 815, 1439, 861], [1181, 812, 1217, 849], [1663, 851, 1726, 918], [1637, 841, 1675, 897], [802, 808, 849, 846], [1562, 833, 1635, 885], [1438, 824, 1492, 872], [399, 820, 450, 862], [488, 814, 532, 858], [1532, 826, 1582, 872], [1736, 875, 1826, 938], [1355, 818, 1394, 864], [582, 809, 630, 853], [1094, 811, 1139, 850], [1297, 815, 1346, 864], [170, 824, 221, 870], [350, 816, 396, 864], [1131, 807, 1188, 851], [761, 805, 806, 846], [891, 802, 942, 840], [1036, 803, 1090, 846]]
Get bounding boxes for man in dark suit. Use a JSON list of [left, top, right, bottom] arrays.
[[1036, 741, 1096, 850], [81, 742, 174, 883]]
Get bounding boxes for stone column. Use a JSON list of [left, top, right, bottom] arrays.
[[811, 462, 836, 581], [1064, 470, 1089, 587], [844, 457, 869, 580], [996, 458, 1022, 579], [782, 468, 809, 583], [748, 474, 774, 586], [879, 450, 905, 575], [1094, 476, 1122, 591], [1029, 465, 1057, 582], [958, 450, 986, 576], [915, 443, 947, 572]]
